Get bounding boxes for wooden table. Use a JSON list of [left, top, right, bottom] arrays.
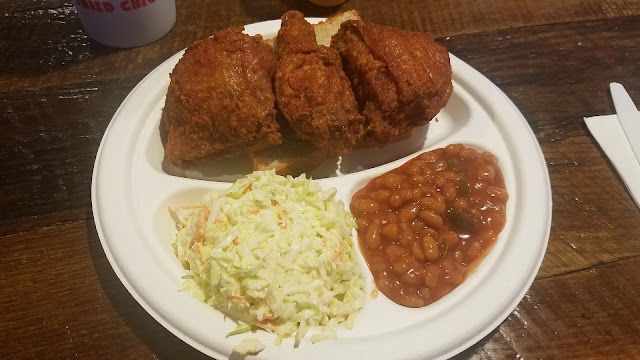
[[2, 0, 639, 358]]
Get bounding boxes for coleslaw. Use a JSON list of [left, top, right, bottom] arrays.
[[171, 170, 365, 347]]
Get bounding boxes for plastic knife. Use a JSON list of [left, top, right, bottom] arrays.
[[610, 82, 640, 164]]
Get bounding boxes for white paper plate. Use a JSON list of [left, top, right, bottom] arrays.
[[91, 19, 552, 360]]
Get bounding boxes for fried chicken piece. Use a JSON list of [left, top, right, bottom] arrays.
[[162, 27, 281, 167], [275, 11, 364, 155], [331, 20, 453, 147]]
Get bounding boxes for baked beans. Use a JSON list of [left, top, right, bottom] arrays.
[[350, 144, 509, 308]]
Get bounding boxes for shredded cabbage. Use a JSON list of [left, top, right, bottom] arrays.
[[232, 336, 265, 355], [172, 170, 365, 346]]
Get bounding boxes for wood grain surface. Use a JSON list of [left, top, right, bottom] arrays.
[[1, 0, 639, 359]]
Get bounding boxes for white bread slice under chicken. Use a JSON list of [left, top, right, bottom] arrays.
[[264, 10, 361, 49]]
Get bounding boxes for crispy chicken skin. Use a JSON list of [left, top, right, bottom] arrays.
[[275, 11, 364, 155], [162, 27, 281, 167], [331, 20, 453, 147]]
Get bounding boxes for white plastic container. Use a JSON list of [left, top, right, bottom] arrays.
[[73, 0, 176, 48]]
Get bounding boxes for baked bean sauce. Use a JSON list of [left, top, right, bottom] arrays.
[[350, 144, 509, 308]]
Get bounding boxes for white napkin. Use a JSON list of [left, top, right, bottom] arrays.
[[584, 112, 640, 209]]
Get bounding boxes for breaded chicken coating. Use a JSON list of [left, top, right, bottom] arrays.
[[162, 27, 281, 167], [275, 11, 364, 155], [331, 20, 453, 147]]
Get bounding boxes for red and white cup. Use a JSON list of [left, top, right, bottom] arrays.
[[73, 0, 176, 48]]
